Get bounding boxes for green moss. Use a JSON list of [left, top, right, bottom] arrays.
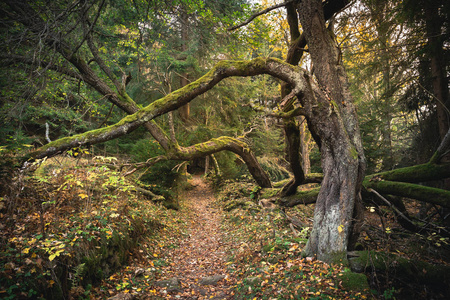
[[365, 162, 450, 183], [340, 269, 370, 292], [364, 180, 450, 208], [272, 178, 291, 188], [348, 251, 450, 286], [321, 250, 348, 265], [278, 188, 320, 207], [350, 146, 358, 160], [330, 100, 338, 110], [223, 200, 259, 212], [260, 188, 280, 198]]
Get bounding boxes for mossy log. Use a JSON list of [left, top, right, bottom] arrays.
[[274, 163, 450, 208], [134, 187, 165, 202], [365, 162, 450, 184], [364, 180, 450, 208], [348, 250, 450, 295], [277, 188, 320, 207]]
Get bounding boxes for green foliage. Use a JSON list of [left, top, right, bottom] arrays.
[[0, 156, 172, 299], [129, 138, 178, 187]]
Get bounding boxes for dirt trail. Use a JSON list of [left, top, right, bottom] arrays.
[[153, 175, 234, 299]]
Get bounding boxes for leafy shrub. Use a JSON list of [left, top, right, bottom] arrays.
[[0, 156, 167, 299]]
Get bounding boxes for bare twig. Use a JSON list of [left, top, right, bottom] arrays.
[[228, 0, 294, 31], [368, 188, 414, 226], [72, 0, 106, 56]]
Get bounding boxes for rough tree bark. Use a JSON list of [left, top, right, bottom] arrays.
[[295, 0, 366, 262], [278, 0, 348, 197]]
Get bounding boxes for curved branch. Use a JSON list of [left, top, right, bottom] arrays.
[[6, 1, 277, 188], [228, 0, 294, 31], [24, 58, 307, 185], [171, 136, 272, 187]]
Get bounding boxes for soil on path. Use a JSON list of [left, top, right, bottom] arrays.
[[152, 175, 235, 299]]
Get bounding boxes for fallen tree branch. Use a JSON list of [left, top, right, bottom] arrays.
[[365, 162, 450, 183], [367, 188, 419, 231], [364, 180, 450, 208], [134, 186, 165, 201]]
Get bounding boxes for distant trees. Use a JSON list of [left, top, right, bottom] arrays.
[[338, 0, 450, 170]]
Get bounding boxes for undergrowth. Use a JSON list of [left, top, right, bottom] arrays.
[[0, 155, 181, 299], [217, 179, 372, 299]]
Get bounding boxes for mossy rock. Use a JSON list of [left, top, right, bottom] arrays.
[[340, 269, 370, 292]]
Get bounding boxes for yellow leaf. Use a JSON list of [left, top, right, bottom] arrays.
[[78, 193, 88, 199], [49, 254, 56, 261], [338, 225, 344, 233], [153, 253, 158, 257]]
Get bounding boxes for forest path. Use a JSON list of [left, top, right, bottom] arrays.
[[152, 175, 235, 299]]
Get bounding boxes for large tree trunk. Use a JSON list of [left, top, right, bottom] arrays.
[[296, 0, 366, 263]]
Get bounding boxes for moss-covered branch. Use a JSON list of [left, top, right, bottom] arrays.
[[278, 188, 320, 207], [25, 58, 302, 160], [363, 180, 450, 208], [365, 162, 450, 183], [271, 162, 450, 208], [170, 136, 272, 187]]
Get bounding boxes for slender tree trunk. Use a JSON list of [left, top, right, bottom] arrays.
[[425, 1, 450, 203], [179, 9, 190, 123], [280, 2, 306, 197], [299, 116, 311, 174]]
